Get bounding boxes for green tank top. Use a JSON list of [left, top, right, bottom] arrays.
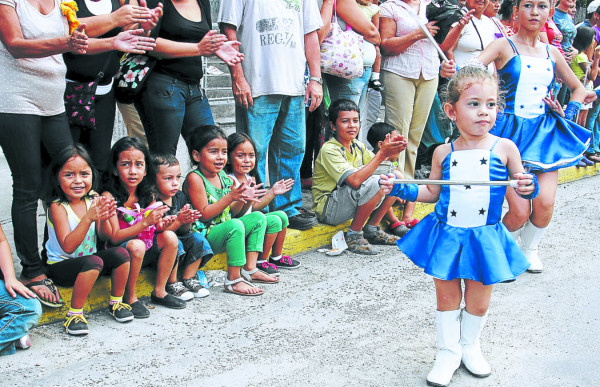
[[190, 169, 233, 235]]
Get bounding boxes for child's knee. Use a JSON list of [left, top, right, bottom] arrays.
[[113, 247, 131, 266], [247, 212, 266, 229], [81, 255, 104, 273], [158, 230, 178, 248], [226, 219, 245, 238], [127, 239, 147, 260], [266, 216, 283, 233]]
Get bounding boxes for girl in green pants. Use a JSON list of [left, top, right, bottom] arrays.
[[183, 126, 279, 296], [226, 133, 301, 278]]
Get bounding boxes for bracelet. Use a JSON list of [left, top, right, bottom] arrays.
[[516, 174, 539, 200], [564, 101, 581, 121], [389, 183, 418, 201]]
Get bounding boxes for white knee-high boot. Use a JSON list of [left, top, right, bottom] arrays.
[[460, 310, 491, 377], [427, 309, 462, 387], [510, 226, 523, 244], [520, 220, 546, 273]]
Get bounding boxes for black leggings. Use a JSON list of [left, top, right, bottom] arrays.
[[0, 112, 73, 280], [47, 247, 130, 287]]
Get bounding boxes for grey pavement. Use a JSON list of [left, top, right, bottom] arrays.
[[1, 146, 599, 385]]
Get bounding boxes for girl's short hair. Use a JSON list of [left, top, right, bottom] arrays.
[[442, 65, 505, 113], [185, 125, 228, 169], [225, 132, 261, 182], [366, 122, 396, 150], [43, 144, 98, 204], [102, 136, 155, 207], [572, 25, 595, 53]]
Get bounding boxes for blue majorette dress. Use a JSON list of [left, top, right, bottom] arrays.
[[397, 140, 531, 285], [491, 39, 590, 172]]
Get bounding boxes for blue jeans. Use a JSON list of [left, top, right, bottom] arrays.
[[586, 100, 600, 154], [136, 72, 214, 155], [235, 95, 305, 217], [177, 231, 214, 270], [0, 282, 42, 356]]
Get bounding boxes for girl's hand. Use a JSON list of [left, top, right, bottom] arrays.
[[543, 96, 564, 117], [514, 172, 535, 196], [177, 204, 202, 224], [197, 30, 228, 56], [379, 173, 395, 195], [113, 4, 153, 27], [271, 178, 294, 195], [113, 29, 156, 54], [157, 215, 176, 231], [440, 60, 457, 78], [4, 277, 36, 299], [216, 40, 244, 66], [229, 181, 249, 203], [243, 182, 266, 202], [141, 205, 169, 227], [138, 0, 163, 32], [68, 24, 88, 54]]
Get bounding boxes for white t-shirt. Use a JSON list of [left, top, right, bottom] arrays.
[[218, 0, 322, 98], [0, 0, 68, 115], [453, 15, 496, 71]]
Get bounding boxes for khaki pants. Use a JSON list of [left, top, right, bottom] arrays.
[[117, 102, 148, 147], [381, 71, 438, 178]]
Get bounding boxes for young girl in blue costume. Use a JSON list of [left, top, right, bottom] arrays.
[[380, 66, 538, 387], [476, 0, 594, 273], [44, 145, 133, 335]]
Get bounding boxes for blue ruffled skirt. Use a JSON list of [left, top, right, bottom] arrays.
[[492, 110, 590, 172], [397, 213, 530, 285]]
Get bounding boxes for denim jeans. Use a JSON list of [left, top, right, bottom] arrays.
[[235, 95, 305, 217], [0, 113, 73, 279], [586, 99, 600, 154], [324, 68, 372, 144], [136, 72, 214, 155], [0, 282, 42, 356], [178, 231, 214, 270]]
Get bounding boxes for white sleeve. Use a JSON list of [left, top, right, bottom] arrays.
[[217, 0, 245, 28], [303, 0, 323, 35]]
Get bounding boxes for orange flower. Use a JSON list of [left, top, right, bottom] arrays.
[[60, 1, 81, 34]]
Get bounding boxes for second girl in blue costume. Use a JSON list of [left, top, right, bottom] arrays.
[[477, 0, 593, 273]]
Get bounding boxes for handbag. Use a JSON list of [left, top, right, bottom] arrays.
[[114, 53, 158, 104], [320, 0, 364, 80], [63, 58, 111, 131]]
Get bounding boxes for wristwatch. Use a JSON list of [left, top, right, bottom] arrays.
[[309, 76, 323, 85]]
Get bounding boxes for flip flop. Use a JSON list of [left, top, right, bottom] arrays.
[[224, 277, 263, 296], [25, 278, 64, 308]]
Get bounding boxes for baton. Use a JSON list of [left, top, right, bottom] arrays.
[[392, 179, 519, 188]]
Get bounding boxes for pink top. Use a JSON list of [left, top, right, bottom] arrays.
[[379, 0, 440, 80]]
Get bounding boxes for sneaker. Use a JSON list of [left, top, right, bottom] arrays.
[[368, 79, 384, 91], [109, 301, 134, 323], [166, 282, 194, 301], [14, 335, 30, 350], [63, 314, 89, 336], [288, 213, 318, 230], [345, 231, 377, 255], [182, 277, 210, 298], [151, 292, 186, 309], [256, 260, 280, 276], [270, 255, 301, 269], [129, 301, 150, 319], [390, 222, 410, 237], [363, 226, 400, 245]]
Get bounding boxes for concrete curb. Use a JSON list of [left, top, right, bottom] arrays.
[[37, 163, 600, 325]]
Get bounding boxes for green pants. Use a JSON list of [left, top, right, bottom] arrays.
[[265, 211, 289, 234], [206, 212, 266, 267]]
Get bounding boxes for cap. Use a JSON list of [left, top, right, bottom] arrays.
[[587, 0, 600, 14]]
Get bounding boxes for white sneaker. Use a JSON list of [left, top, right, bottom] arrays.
[[166, 282, 194, 301], [182, 277, 210, 298], [15, 334, 31, 350]]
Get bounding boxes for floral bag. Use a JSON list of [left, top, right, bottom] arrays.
[[114, 53, 158, 104], [320, 0, 364, 80]]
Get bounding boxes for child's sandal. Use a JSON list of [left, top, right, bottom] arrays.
[[241, 268, 279, 284], [223, 277, 263, 296]]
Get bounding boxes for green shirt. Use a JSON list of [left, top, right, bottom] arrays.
[[190, 170, 233, 235], [311, 137, 374, 216]]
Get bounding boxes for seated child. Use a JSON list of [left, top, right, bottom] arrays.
[[366, 122, 416, 237], [0, 223, 41, 354], [152, 153, 214, 298], [226, 133, 301, 277], [311, 99, 407, 254]]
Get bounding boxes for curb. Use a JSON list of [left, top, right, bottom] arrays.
[[37, 163, 600, 325]]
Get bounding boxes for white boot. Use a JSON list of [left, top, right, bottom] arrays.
[[510, 227, 523, 244], [426, 309, 462, 387], [520, 220, 546, 273], [460, 310, 491, 377]]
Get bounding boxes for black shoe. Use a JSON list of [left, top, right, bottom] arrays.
[[108, 302, 134, 323], [151, 293, 186, 309], [63, 314, 89, 336], [256, 260, 280, 276], [288, 208, 318, 230], [129, 301, 150, 319], [368, 79, 384, 91], [269, 255, 301, 269]]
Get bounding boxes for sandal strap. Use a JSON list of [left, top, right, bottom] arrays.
[[224, 277, 256, 288]]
